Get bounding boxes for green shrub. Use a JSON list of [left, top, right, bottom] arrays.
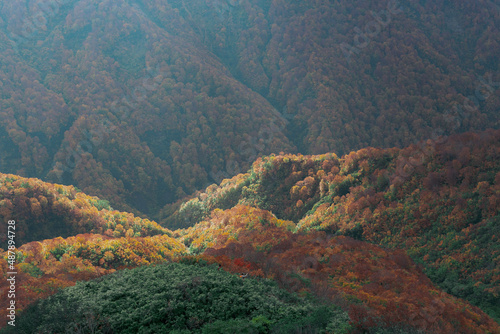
[[92, 199, 112, 210], [7, 262, 350, 334]]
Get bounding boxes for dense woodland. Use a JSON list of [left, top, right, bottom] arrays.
[[5, 262, 351, 333], [0, 0, 499, 218], [168, 129, 500, 322], [0, 173, 172, 245], [0, 0, 499, 332], [1, 130, 499, 333]]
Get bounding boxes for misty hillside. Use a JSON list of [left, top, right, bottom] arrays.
[[0, 0, 499, 218]]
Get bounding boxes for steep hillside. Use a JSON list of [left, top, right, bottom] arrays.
[[178, 205, 499, 333], [0, 233, 186, 322], [0, 173, 172, 249], [2, 206, 499, 333], [1, 163, 499, 332], [167, 129, 500, 321], [1, 0, 499, 332], [0, 0, 499, 217]]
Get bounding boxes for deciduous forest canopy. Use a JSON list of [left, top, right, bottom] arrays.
[[0, 0, 499, 333], [0, 0, 498, 218]]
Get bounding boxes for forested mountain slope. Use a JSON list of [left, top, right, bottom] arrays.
[[166, 129, 500, 321], [0, 0, 499, 217], [0, 173, 172, 248], [1, 131, 500, 332], [1, 206, 499, 333]]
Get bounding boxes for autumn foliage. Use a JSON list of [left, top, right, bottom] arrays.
[[178, 205, 499, 333], [0, 173, 172, 248], [0, 0, 498, 219], [0, 233, 186, 322], [1, 131, 500, 332], [170, 129, 500, 323]]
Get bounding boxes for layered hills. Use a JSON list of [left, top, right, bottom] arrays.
[[0, 0, 499, 331], [0, 130, 499, 333], [168, 129, 500, 321], [0, 0, 499, 217]]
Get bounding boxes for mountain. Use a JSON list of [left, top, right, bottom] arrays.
[[165, 129, 500, 321], [1, 0, 499, 332], [1, 0, 499, 218], [1, 130, 499, 332], [1, 205, 499, 333]]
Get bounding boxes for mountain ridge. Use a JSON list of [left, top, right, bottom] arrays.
[[1, 0, 499, 218], [164, 129, 500, 321], [0, 129, 499, 332]]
